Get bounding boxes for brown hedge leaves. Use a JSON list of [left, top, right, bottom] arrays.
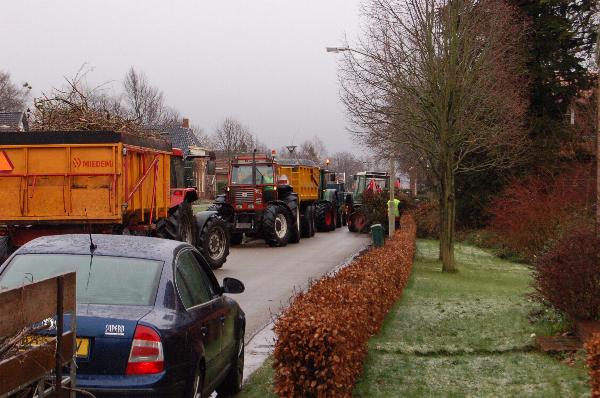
[[587, 334, 600, 398], [273, 215, 416, 397]]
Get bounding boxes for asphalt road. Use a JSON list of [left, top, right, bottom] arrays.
[[214, 227, 370, 341]]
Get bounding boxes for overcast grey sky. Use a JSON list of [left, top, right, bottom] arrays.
[[0, 1, 363, 153]]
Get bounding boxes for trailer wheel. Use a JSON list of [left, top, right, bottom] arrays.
[[263, 204, 291, 247], [0, 236, 10, 264], [315, 202, 334, 232], [198, 216, 230, 269], [156, 201, 196, 244]]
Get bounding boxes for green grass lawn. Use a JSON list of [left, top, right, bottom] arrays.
[[354, 240, 589, 397], [237, 239, 589, 397]]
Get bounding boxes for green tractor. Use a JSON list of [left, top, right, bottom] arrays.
[[347, 171, 391, 233], [314, 168, 348, 232]]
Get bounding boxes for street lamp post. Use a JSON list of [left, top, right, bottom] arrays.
[[327, 45, 398, 236]]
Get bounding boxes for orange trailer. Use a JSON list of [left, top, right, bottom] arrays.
[[0, 131, 170, 225], [0, 131, 230, 268]]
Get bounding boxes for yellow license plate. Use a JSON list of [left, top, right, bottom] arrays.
[[23, 336, 90, 358]]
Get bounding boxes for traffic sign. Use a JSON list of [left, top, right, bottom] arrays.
[[0, 150, 14, 172]]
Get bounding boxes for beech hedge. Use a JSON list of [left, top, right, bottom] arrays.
[[273, 215, 416, 397], [586, 334, 600, 398]]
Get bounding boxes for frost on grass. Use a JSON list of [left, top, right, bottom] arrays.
[[355, 238, 589, 397]]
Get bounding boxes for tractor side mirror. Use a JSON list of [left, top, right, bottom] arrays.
[[222, 277, 245, 294], [206, 160, 216, 175]]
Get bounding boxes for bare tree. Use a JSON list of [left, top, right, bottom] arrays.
[[298, 136, 328, 164], [211, 117, 255, 160], [191, 124, 210, 147], [123, 67, 179, 127], [329, 151, 364, 183], [341, 0, 529, 271], [0, 71, 31, 112]]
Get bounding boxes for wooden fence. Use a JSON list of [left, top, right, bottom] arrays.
[[0, 272, 76, 398]]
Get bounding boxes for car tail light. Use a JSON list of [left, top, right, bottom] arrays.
[[125, 325, 164, 375]]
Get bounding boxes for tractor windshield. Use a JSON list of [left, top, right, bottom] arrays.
[[231, 165, 274, 185], [354, 175, 389, 195]]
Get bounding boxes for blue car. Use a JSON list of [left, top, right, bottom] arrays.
[[0, 234, 246, 398]]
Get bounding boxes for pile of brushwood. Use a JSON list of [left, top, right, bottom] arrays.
[[29, 75, 157, 138], [273, 214, 416, 397], [0, 325, 50, 361]]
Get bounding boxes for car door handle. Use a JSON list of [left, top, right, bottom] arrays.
[[219, 315, 226, 324], [200, 326, 208, 337]]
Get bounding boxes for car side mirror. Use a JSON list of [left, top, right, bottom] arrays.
[[222, 277, 245, 294]]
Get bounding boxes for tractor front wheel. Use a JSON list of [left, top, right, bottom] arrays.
[[262, 204, 291, 247], [198, 216, 230, 269]]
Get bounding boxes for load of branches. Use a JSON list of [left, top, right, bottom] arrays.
[[29, 73, 158, 138], [0, 324, 50, 361]]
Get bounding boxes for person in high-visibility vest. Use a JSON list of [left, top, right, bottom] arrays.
[[387, 196, 401, 229]]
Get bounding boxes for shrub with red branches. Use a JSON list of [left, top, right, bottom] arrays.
[[273, 215, 416, 397], [533, 227, 600, 321], [488, 164, 594, 262]]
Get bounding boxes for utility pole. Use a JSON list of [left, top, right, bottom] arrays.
[[596, 27, 600, 240], [389, 157, 396, 237]]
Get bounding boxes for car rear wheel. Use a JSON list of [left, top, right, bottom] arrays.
[[189, 366, 204, 398], [216, 337, 244, 396]]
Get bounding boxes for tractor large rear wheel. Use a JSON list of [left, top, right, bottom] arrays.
[[156, 201, 196, 244], [0, 236, 10, 264], [300, 205, 311, 238], [348, 211, 367, 233], [288, 201, 301, 244], [315, 202, 335, 232], [198, 216, 229, 269], [262, 204, 291, 247]]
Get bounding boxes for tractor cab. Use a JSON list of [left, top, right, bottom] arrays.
[[227, 153, 282, 212], [170, 148, 199, 208], [353, 171, 390, 204]]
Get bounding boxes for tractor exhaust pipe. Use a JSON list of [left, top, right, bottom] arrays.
[[252, 149, 257, 190]]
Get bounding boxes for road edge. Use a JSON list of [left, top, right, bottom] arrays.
[[242, 243, 371, 383]]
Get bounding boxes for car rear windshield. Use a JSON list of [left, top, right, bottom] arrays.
[[0, 254, 163, 306]]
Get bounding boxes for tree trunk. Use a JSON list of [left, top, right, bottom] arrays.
[[439, 157, 456, 272]]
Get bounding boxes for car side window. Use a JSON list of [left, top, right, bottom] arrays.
[[175, 250, 215, 308], [192, 252, 222, 294]]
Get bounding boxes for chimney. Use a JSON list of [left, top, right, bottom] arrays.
[[182, 118, 190, 129]]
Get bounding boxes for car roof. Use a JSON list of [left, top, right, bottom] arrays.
[[15, 234, 188, 262]]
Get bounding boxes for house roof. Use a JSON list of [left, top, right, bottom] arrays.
[[159, 127, 202, 158], [0, 112, 28, 131]]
